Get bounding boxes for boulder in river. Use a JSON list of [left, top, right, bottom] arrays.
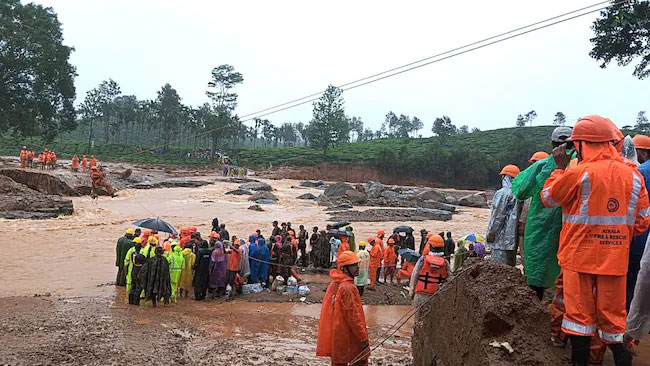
[[226, 189, 252, 195], [248, 204, 265, 211], [324, 182, 354, 198], [315, 194, 331, 206], [415, 207, 453, 221], [297, 193, 317, 200], [381, 190, 399, 200], [255, 198, 277, 205], [248, 191, 278, 202], [344, 189, 367, 204], [239, 182, 272, 192], [415, 189, 447, 203], [365, 181, 385, 199], [419, 199, 456, 213], [300, 180, 326, 188], [458, 192, 488, 208]]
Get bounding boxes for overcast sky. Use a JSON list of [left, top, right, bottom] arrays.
[[33, 0, 649, 134]]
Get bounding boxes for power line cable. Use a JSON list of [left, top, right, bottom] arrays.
[[129, 0, 622, 155], [238, 0, 611, 120]]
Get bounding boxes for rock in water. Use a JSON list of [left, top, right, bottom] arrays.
[[324, 182, 354, 198], [415, 189, 447, 203], [248, 191, 278, 202], [445, 196, 459, 205], [458, 192, 488, 208], [239, 182, 272, 191], [412, 260, 564, 366], [299, 181, 325, 188], [414, 208, 452, 221], [365, 181, 385, 199], [255, 199, 277, 205], [380, 190, 398, 200], [315, 194, 331, 206], [225, 189, 252, 195], [344, 189, 367, 204], [418, 199, 456, 213], [248, 204, 264, 211], [0, 175, 73, 219], [297, 193, 317, 200]]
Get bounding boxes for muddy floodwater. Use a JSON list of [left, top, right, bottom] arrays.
[[1, 174, 648, 365]]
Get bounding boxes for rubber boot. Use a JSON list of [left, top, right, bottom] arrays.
[[128, 293, 134, 305], [609, 344, 632, 366], [570, 335, 591, 366]]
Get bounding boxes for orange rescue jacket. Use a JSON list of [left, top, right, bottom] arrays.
[[415, 255, 448, 295], [541, 144, 650, 275]]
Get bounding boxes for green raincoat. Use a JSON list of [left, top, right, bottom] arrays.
[[511, 156, 562, 288], [124, 245, 138, 293], [167, 246, 185, 301]]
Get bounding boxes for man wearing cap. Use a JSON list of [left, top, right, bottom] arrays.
[[512, 126, 574, 346], [486, 164, 520, 266], [316, 251, 369, 366], [116, 228, 136, 286], [542, 115, 650, 366]]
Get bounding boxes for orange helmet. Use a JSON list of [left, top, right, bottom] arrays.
[[209, 231, 220, 239], [366, 236, 374, 243], [529, 151, 549, 163], [570, 115, 620, 143], [426, 232, 433, 238], [337, 250, 360, 268], [377, 229, 385, 236], [499, 164, 520, 178], [189, 226, 197, 233], [387, 238, 396, 244], [427, 235, 444, 248], [633, 134, 650, 150]]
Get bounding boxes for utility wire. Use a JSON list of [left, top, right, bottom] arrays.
[[129, 0, 621, 155], [238, 0, 611, 120]]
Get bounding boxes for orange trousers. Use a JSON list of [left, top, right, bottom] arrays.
[[369, 265, 378, 289], [552, 271, 607, 363], [561, 268, 626, 344], [396, 269, 410, 284]]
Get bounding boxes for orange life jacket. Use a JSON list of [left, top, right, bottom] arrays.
[[415, 255, 448, 295]]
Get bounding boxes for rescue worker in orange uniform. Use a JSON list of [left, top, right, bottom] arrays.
[[337, 233, 351, 259], [396, 259, 415, 285], [82, 155, 88, 173], [409, 234, 449, 318], [27, 149, 34, 168], [369, 235, 383, 290], [422, 235, 444, 256], [19, 146, 27, 168], [90, 155, 97, 170], [38, 152, 45, 170], [90, 166, 115, 197], [48, 151, 57, 169], [529, 151, 550, 163], [71, 155, 80, 172], [316, 251, 370, 366], [383, 238, 397, 284], [541, 115, 650, 366]]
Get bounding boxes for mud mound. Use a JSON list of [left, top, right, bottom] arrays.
[[412, 260, 565, 366], [0, 175, 73, 219], [0, 168, 85, 196]]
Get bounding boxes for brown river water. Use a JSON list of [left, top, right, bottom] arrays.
[[1, 175, 648, 365]]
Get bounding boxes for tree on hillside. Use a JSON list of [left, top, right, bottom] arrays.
[[411, 117, 424, 137], [515, 114, 526, 127], [155, 84, 183, 149], [279, 123, 297, 146], [458, 125, 469, 134], [295, 122, 308, 146], [79, 79, 121, 149], [553, 112, 567, 126], [205, 64, 243, 156], [525, 110, 537, 126], [360, 128, 374, 141], [590, 1, 650, 79], [349, 116, 364, 142], [0, 0, 77, 141], [636, 111, 650, 132], [471, 127, 481, 133], [307, 85, 349, 159], [113, 95, 139, 145], [432, 116, 457, 136]]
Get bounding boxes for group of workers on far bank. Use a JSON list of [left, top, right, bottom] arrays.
[[484, 116, 650, 366], [18, 146, 113, 197]]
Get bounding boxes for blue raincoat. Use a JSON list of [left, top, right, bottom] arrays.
[[253, 238, 270, 284], [249, 235, 259, 283]]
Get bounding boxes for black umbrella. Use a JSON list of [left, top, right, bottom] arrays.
[[393, 225, 414, 234], [331, 221, 350, 229], [327, 229, 352, 237], [398, 248, 421, 263], [132, 217, 178, 234]]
